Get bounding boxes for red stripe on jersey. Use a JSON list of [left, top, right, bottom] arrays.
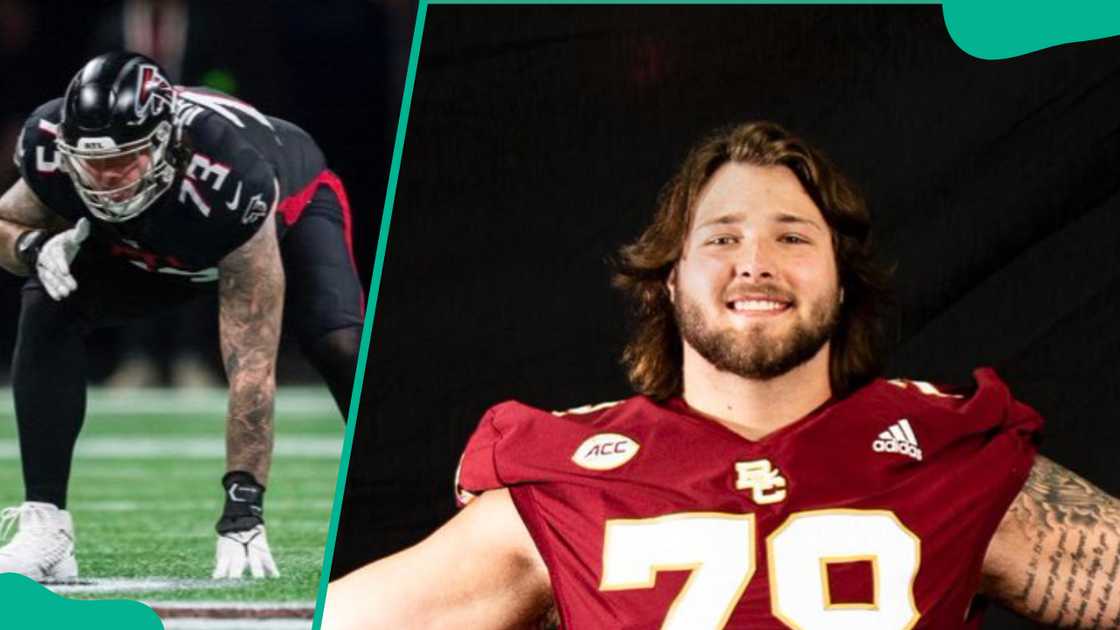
[[277, 170, 364, 313]]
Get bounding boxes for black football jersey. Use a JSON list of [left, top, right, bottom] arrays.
[[15, 88, 327, 283]]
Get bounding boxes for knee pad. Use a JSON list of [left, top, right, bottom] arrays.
[[306, 326, 361, 367]]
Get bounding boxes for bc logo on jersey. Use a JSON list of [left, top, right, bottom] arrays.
[[734, 459, 787, 504]]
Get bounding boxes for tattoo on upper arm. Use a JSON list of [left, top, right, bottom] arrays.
[[1004, 456, 1120, 627], [219, 217, 284, 481]]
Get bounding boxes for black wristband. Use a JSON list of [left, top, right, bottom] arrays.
[[14, 229, 49, 269], [216, 470, 266, 533]]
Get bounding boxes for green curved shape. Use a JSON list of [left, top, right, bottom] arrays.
[[0, 574, 163, 630], [943, 0, 1120, 60]]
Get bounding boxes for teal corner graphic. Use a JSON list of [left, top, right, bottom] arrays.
[[0, 574, 163, 630], [943, 0, 1120, 59]]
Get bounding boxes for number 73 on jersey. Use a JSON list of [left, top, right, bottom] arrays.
[[600, 509, 921, 630]]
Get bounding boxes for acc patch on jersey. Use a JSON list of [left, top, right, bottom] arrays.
[[571, 433, 640, 471]]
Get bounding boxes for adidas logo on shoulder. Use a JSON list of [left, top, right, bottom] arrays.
[[872, 419, 922, 461]]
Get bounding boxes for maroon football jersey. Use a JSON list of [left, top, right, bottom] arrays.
[[456, 368, 1042, 629]]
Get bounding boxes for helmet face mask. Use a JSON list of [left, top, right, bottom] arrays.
[[57, 120, 175, 222], [58, 53, 179, 222]]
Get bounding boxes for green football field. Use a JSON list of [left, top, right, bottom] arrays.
[[0, 386, 343, 606]]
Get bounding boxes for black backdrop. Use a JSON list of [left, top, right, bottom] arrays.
[[338, 6, 1120, 628]]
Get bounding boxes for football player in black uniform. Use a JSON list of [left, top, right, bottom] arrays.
[[0, 52, 364, 579]]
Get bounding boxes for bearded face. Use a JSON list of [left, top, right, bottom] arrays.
[[671, 162, 842, 382], [673, 275, 840, 380]]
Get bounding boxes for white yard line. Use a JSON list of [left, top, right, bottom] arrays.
[[0, 436, 341, 459], [48, 578, 232, 595], [0, 387, 336, 416], [146, 601, 315, 611], [71, 500, 334, 512], [162, 621, 309, 630]]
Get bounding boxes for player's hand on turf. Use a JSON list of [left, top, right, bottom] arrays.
[[213, 523, 280, 579], [37, 218, 90, 300]]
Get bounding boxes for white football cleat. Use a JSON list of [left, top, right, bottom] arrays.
[[0, 501, 78, 581]]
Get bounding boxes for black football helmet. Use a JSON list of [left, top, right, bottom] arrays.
[[56, 52, 178, 222]]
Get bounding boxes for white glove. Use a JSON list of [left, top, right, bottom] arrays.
[[37, 218, 90, 301], [212, 524, 280, 579]]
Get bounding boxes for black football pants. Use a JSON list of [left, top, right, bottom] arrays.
[[12, 185, 364, 508]]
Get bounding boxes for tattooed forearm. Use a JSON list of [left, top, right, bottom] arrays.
[[219, 214, 284, 485], [0, 178, 67, 274], [986, 456, 1120, 628]]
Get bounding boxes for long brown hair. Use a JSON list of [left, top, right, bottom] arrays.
[[613, 121, 893, 400]]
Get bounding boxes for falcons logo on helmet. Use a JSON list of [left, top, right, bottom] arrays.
[[135, 64, 173, 122]]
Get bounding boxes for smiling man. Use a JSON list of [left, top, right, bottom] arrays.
[[669, 162, 841, 437], [325, 122, 1120, 628]]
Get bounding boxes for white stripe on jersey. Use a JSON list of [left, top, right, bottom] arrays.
[[177, 89, 275, 130]]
